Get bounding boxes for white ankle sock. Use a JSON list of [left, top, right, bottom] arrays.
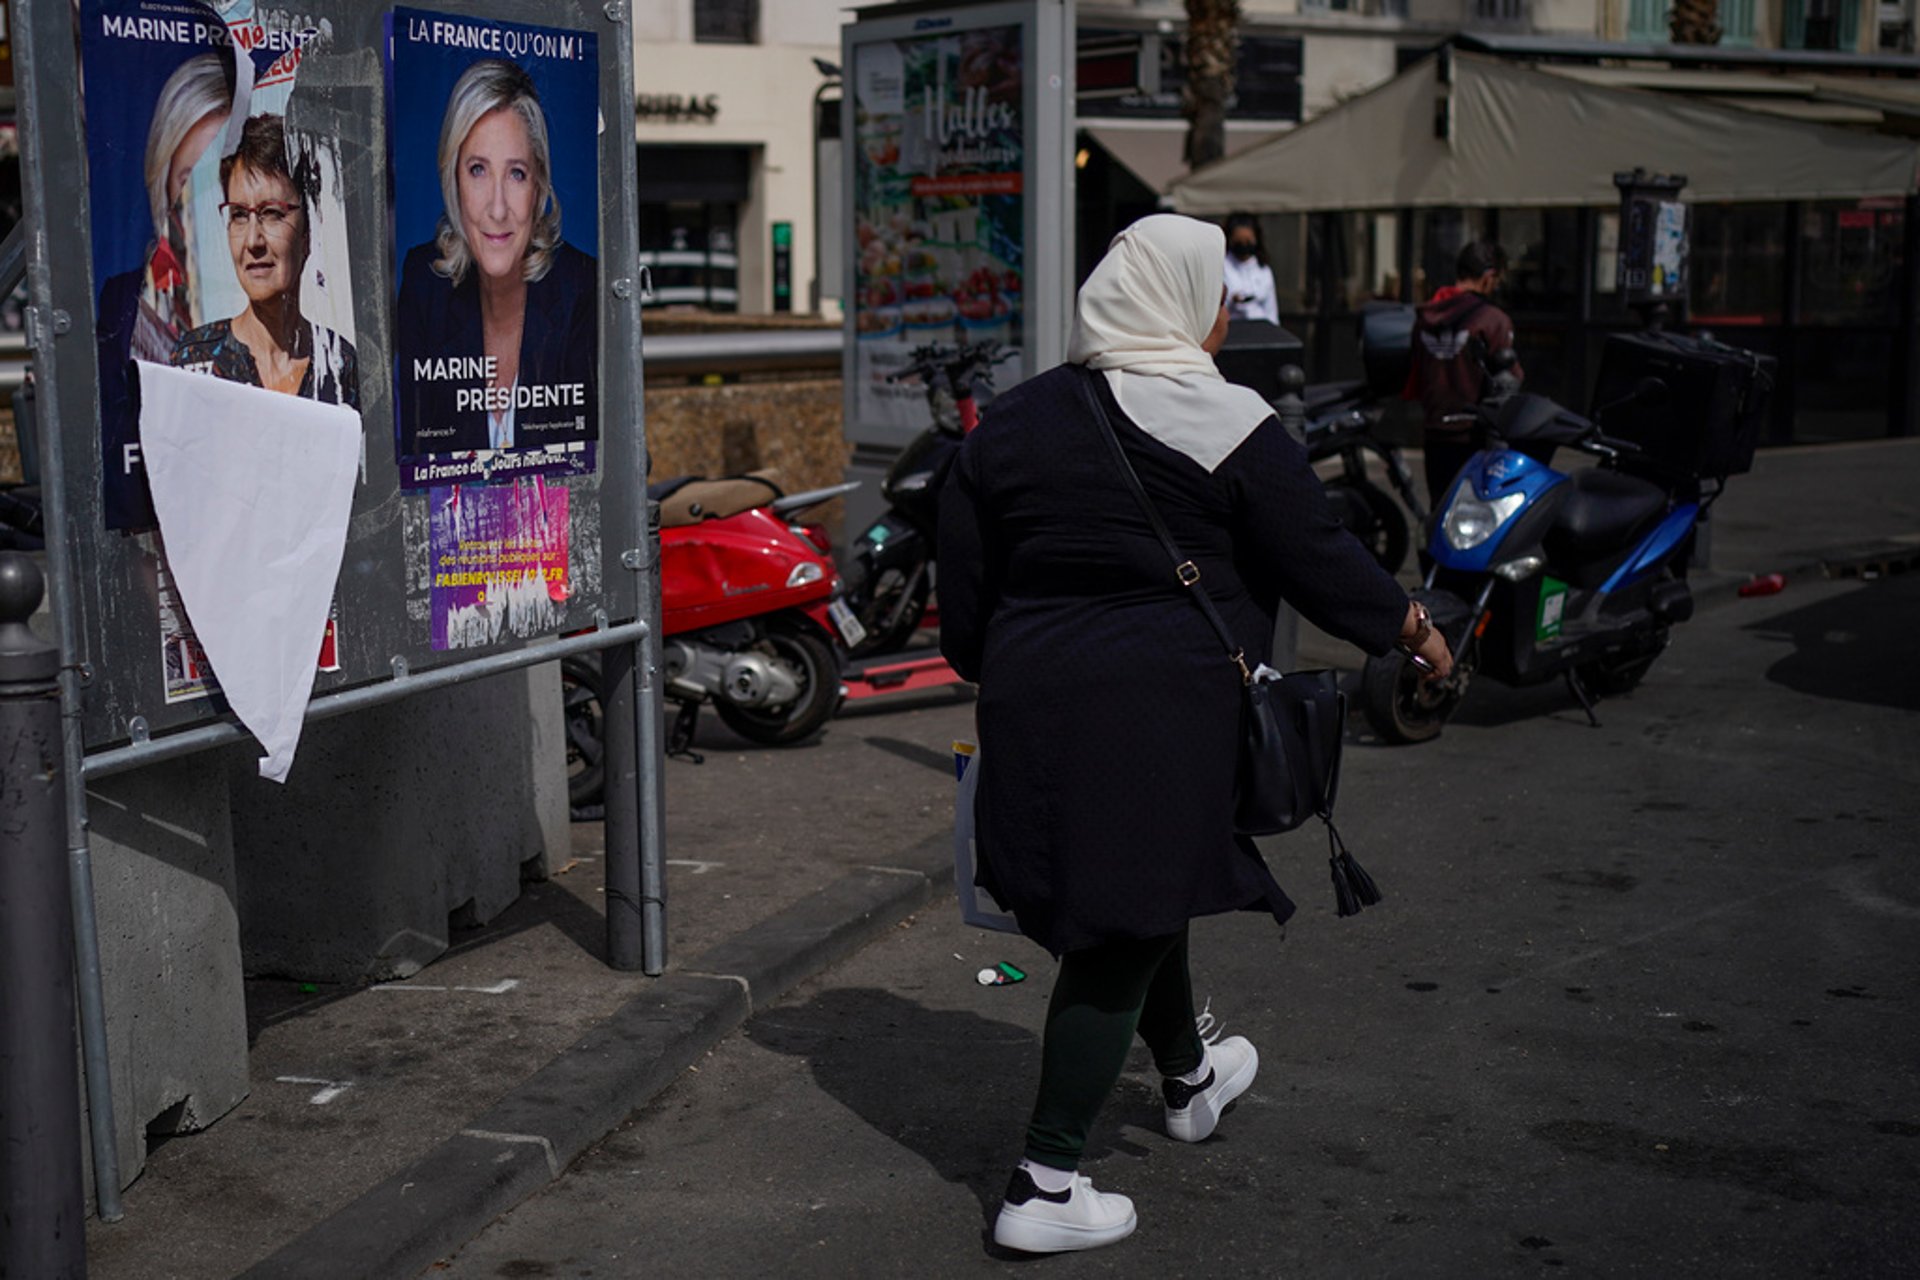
[[1172, 1050, 1211, 1087], [1019, 1159, 1075, 1194]]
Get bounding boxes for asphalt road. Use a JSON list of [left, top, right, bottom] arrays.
[[438, 574, 1920, 1278]]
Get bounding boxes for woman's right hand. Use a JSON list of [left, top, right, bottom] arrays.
[[1399, 599, 1453, 681], [1412, 628, 1453, 681]]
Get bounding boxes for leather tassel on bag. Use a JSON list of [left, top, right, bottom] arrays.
[[1326, 821, 1382, 918]]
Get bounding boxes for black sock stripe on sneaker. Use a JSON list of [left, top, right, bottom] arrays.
[[1162, 1068, 1215, 1110], [1005, 1168, 1074, 1205]]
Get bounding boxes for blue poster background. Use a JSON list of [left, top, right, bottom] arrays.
[[82, 0, 229, 530], [386, 8, 601, 487]]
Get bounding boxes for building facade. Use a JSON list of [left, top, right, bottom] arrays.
[[631, 0, 843, 315], [637, 0, 1896, 326]]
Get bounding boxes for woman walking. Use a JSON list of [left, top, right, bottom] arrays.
[[938, 214, 1451, 1254]]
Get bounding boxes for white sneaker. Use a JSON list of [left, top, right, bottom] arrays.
[[991, 1167, 1138, 1253], [1163, 1035, 1259, 1143]]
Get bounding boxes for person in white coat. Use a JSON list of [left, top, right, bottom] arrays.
[[1221, 212, 1278, 324]]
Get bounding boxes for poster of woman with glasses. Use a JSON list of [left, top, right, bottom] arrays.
[[82, 0, 359, 532]]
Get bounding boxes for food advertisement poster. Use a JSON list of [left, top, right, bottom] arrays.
[[387, 7, 601, 489], [428, 479, 570, 651], [82, 0, 360, 532], [852, 24, 1025, 432]]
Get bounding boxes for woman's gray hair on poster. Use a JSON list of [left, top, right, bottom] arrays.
[[432, 57, 563, 286]]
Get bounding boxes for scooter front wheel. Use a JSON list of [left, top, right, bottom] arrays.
[[1361, 649, 1463, 744], [713, 620, 839, 746]]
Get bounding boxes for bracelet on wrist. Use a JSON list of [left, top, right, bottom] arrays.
[[1397, 600, 1432, 654]]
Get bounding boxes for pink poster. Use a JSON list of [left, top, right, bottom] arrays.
[[428, 478, 569, 650]]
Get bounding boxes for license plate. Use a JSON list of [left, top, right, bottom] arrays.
[[828, 599, 867, 648]]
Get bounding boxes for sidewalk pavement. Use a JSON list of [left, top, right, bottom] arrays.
[[82, 437, 1920, 1280]]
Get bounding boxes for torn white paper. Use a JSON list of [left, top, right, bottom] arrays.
[[136, 360, 361, 782]]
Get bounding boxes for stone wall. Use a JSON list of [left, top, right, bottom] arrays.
[[644, 375, 850, 537]]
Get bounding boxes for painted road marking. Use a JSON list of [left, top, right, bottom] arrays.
[[276, 1076, 353, 1106]]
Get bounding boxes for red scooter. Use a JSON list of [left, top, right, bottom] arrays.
[[563, 473, 863, 806]]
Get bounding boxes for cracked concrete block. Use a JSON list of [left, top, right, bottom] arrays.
[[227, 664, 567, 983], [83, 757, 249, 1193]]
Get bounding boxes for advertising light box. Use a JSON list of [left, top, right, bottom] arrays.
[[842, 1, 1072, 449]]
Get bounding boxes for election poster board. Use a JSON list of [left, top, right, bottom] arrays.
[[839, 1, 1072, 460], [83, 0, 359, 533], [385, 8, 600, 493], [19, 0, 642, 749]]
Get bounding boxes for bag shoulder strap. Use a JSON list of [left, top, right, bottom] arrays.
[[1075, 367, 1249, 680]]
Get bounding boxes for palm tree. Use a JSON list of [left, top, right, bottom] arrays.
[[1669, 0, 1722, 44], [1183, 0, 1242, 170]]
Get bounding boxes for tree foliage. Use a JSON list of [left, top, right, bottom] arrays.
[[1669, 0, 1722, 45]]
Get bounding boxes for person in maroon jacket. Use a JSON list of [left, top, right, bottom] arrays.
[[1403, 241, 1524, 505]]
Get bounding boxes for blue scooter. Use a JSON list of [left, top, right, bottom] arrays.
[[1360, 346, 1763, 744]]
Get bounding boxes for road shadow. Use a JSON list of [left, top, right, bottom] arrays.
[[744, 987, 1158, 1250], [1745, 578, 1920, 712], [1343, 673, 1598, 748]]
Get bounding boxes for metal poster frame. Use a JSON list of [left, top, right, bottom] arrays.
[[839, 0, 1076, 459], [10, 0, 669, 1219]]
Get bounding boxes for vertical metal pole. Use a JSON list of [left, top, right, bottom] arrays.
[[603, 3, 668, 975], [12, 0, 124, 1220], [0, 553, 88, 1279], [602, 636, 644, 970], [634, 503, 669, 976]]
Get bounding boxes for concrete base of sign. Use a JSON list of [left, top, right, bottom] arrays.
[[81, 756, 250, 1196], [227, 664, 570, 983]]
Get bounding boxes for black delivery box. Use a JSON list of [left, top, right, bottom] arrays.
[[1358, 302, 1416, 400], [1592, 330, 1774, 484], [1214, 319, 1306, 403]]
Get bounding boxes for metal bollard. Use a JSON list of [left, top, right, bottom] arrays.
[[0, 552, 87, 1279], [1275, 363, 1307, 445]]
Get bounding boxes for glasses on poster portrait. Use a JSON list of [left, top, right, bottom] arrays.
[[220, 200, 301, 237]]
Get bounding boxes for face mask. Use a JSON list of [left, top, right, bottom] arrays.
[[1229, 243, 1256, 261]]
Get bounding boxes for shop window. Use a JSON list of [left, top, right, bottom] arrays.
[[1412, 208, 1490, 301], [1472, 0, 1527, 24], [695, 0, 757, 45], [1626, 0, 1669, 39], [639, 201, 740, 311], [1259, 213, 1310, 316], [1799, 199, 1904, 326], [1781, 0, 1860, 48], [1497, 208, 1580, 317], [1720, 0, 1758, 43], [1690, 204, 1786, 325]]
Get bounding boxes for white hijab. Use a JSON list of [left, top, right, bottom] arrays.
[[1068, 214, 1275, 473]]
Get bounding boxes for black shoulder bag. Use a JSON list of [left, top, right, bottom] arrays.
[[1078, 370, 1382, 917]]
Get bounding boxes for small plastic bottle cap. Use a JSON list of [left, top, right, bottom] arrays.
[[976, 968, 1000, 985]]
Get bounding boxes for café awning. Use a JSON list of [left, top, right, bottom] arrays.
[[1169, 50, 1920, 214], [1080, 121, 1290, 195]]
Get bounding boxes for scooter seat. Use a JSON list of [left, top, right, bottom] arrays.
[[1546, 468, 1669, 560]]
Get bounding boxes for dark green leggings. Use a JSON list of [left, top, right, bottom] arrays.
[[1023, 926, 1206, 1171]]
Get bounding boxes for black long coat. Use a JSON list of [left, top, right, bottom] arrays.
[[937, 365, 1409, 954]]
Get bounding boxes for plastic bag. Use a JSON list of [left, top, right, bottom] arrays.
[[953, 742, 1019, 934]]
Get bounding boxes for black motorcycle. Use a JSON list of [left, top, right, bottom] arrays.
[[841, 337, 1014, 657], [1279, 364, 1427, 577]]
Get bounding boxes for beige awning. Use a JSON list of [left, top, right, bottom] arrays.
[[1082, 122, 1289, 196], [1170, 51, 1920, 213]]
